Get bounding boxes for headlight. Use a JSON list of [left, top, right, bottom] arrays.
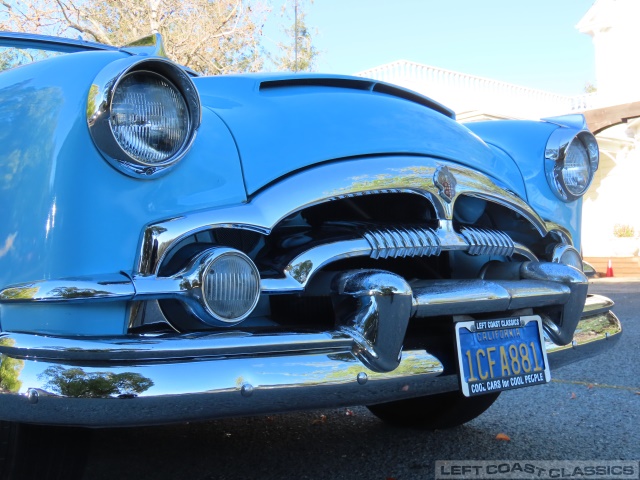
[[88, 58, 201, 178], [110, 71, 190, 165], [562, 136, 591, 195], [545, 129, 599, 202]]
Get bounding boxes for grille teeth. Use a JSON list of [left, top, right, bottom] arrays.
[[460, 227, 515, 257], [363, 227, 441, 259]]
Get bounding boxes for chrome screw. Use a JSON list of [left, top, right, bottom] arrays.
[[240, 383, 254, 398], [27, 389, 39, 404]]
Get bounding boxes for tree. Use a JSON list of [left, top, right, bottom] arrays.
[[38, 365, 154, 398], [0, 0, 270, 74], [270, 0, 317, 72], [0, 339, 24, 393], [584, 81, 597, 94]]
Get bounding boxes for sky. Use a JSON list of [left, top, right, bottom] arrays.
[[276, 0, 597, 96]]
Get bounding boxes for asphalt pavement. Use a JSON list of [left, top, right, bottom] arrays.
[[83, 281, 639, 480]]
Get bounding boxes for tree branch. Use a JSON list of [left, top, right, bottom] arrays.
[[54, 0, 112, 44]]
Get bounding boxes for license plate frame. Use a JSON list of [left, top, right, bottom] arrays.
[[455, 315, 551, 397]]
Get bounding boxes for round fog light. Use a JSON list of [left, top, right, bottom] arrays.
[[202, 250, 261, 323], [552, 245, 583, 271]]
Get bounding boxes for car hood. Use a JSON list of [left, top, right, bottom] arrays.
[[194, 73, 526, 197]]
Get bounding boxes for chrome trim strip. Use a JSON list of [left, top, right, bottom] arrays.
[[0, 273, 135, 303], [547, 224, 573, 245], [514, 245, 537, 261], [462, 192, 546, 234], [278, 239, 372, 290], [0, 299, 620, 427], [136, 157, 550, 275], [0, 331, 353, 363]]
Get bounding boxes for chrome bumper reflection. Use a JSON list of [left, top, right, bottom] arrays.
[[0, 294, 620, 428]]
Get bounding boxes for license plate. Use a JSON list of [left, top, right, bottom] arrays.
[[455, 315, 551, 397]]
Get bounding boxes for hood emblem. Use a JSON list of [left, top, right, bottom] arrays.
[[434, 165, 457, 203]]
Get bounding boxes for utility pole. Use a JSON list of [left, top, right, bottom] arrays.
[[294, 0, 298, 72]]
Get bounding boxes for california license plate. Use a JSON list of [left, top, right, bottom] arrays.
[[455, 315, 551, 397]]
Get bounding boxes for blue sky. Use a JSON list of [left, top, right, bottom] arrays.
[[286, 0, 596, 95]]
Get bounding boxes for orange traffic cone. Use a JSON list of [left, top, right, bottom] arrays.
[[606, 259, 614, 277]]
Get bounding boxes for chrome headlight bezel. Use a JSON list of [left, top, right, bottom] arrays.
[[87, 57, 201, 178], [551, 244, 583, 271], [545, 129, 599, 202]]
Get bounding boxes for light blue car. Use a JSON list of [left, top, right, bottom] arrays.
[[0, 32, 620, 478]]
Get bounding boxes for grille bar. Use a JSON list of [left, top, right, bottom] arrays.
[[460, 227, 515, 257], [363, 227, 441, 259]]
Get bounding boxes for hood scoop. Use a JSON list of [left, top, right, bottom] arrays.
[[259, 76, 455, 119]]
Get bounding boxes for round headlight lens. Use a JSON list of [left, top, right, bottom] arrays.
[[545, 129, 599, 202], [562, 137, 591, 196], [110, 71, 190, 166], [88, 57, 201, 178], [202, 251, 261, 323]]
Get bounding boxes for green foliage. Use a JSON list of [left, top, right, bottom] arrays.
[[38, 365, 154, 398], [0, 339, 24, 393], [613, 224, 635, 238]]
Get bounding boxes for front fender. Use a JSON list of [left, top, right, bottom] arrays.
[[466, 120, 584, 247], [0, 52, 247, 334]]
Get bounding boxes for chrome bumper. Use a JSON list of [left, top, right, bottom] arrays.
[[0, 294, 620, 428]]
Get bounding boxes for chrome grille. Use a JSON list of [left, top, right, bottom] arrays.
[[328, 188, 408, 202], [460, 227, 515, 257], [363, 227, 441, 259]]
